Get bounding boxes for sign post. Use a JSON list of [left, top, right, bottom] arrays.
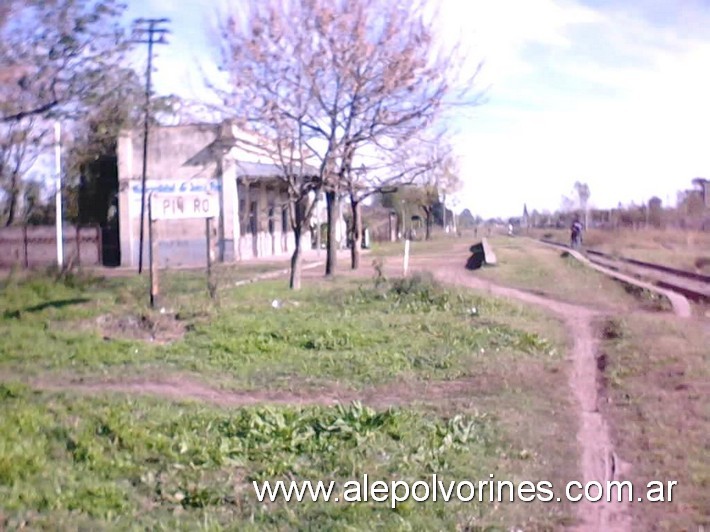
[[149, 198, 159, 307], [205, 217, 217, 300], [149, 192, 219, 308]]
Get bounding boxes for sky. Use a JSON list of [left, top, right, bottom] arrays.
[[122, 0, 710, 219]]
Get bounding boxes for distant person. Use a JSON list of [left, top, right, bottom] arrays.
[[570, 218, 583, 249], [508, 223, 514, 236]]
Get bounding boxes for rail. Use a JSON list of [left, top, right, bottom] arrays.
[[539, 238, 710, 303]]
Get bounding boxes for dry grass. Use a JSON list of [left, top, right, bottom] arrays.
[[467, 236, 709, 529], [531, 227, 710, 272], [598, 313, 710, 530], [474, 236, 647, 312]]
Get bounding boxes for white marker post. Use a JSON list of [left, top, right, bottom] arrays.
[[54, 122, 63, 268], [403, 238, 410, 276]]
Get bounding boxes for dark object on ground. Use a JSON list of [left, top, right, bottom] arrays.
[[466, 238, 497, 270], [466, 243, 485, 270]]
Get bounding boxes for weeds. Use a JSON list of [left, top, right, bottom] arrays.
[[0, 392, 509, 529], [599, 317, 625, 340], [0, 269, 574, 529], [618, 282, 673, 311], [0, 271, 562, 386]]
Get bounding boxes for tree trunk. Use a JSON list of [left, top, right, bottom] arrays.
[[325, 189, 338, 276], [5, 187, 18, 227], [289, 226, 303, 290], [289, 199, 306, 290], [350, 197, 362, 270], [425, 208, 432, 240]]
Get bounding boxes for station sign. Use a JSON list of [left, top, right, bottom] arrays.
[[150, 193, 219, 220]]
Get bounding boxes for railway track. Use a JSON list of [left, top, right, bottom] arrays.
[[540, 239, 710, 303]]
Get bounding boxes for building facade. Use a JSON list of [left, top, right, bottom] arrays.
[[117, 123, 312, 268]]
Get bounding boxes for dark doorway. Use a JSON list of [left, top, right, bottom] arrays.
[[79, 155, 120, 266]]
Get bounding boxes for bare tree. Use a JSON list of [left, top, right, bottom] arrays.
[[0, 0, 128, 123], [213, 0, 481, 278], [412, 147, 462, 240], [344, 138, 442, 268], [225, 124, 321, 290], [692, 177, 709, 209], [0, 0, 129, 225], [0, 117, 46, 225]]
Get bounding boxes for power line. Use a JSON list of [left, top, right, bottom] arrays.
[[133, 17, 170, 274]]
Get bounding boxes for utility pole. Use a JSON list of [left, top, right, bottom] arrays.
[[133, 17, 169, 274]]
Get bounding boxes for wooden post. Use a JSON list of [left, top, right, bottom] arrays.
[[96, 225, 103, 266], [206, 217, 216, 299], [149, 200, 159, 308], [22, 225, 29, 268], [75, 225, 81, 267]]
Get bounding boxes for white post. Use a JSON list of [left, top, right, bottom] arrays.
[[54, 122, 63, 267], [316, 192, 321, 258], [403, 238, 410, 276]]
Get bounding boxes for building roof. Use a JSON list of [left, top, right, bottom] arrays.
[[234, 161, 318, 179]]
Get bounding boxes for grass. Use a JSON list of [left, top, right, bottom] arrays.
[[0, 387, 512, 530], [369, 231, 469, 260], [0, 264, 580, 529], [473, 236, 645, 311], [461, 235, 709, 529], [0, 268, 564, 391], [532, 227, 710, 272], [597, 313, 710, 530]]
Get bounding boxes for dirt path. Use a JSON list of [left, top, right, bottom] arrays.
[[283, 246, 647, 529], [429, 255, 632, 531], [31, 373, 482, 409]]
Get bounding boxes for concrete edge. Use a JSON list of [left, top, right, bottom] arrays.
[[537, 240, 692, 318]]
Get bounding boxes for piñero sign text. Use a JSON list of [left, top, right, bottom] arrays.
[[150, 193, 218, 220]]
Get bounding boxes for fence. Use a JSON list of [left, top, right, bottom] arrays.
[[0, 225, 102, 269]]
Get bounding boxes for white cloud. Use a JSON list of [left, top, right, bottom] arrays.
[[443, 0, 710, 217], [437, 0, 603, 87]]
